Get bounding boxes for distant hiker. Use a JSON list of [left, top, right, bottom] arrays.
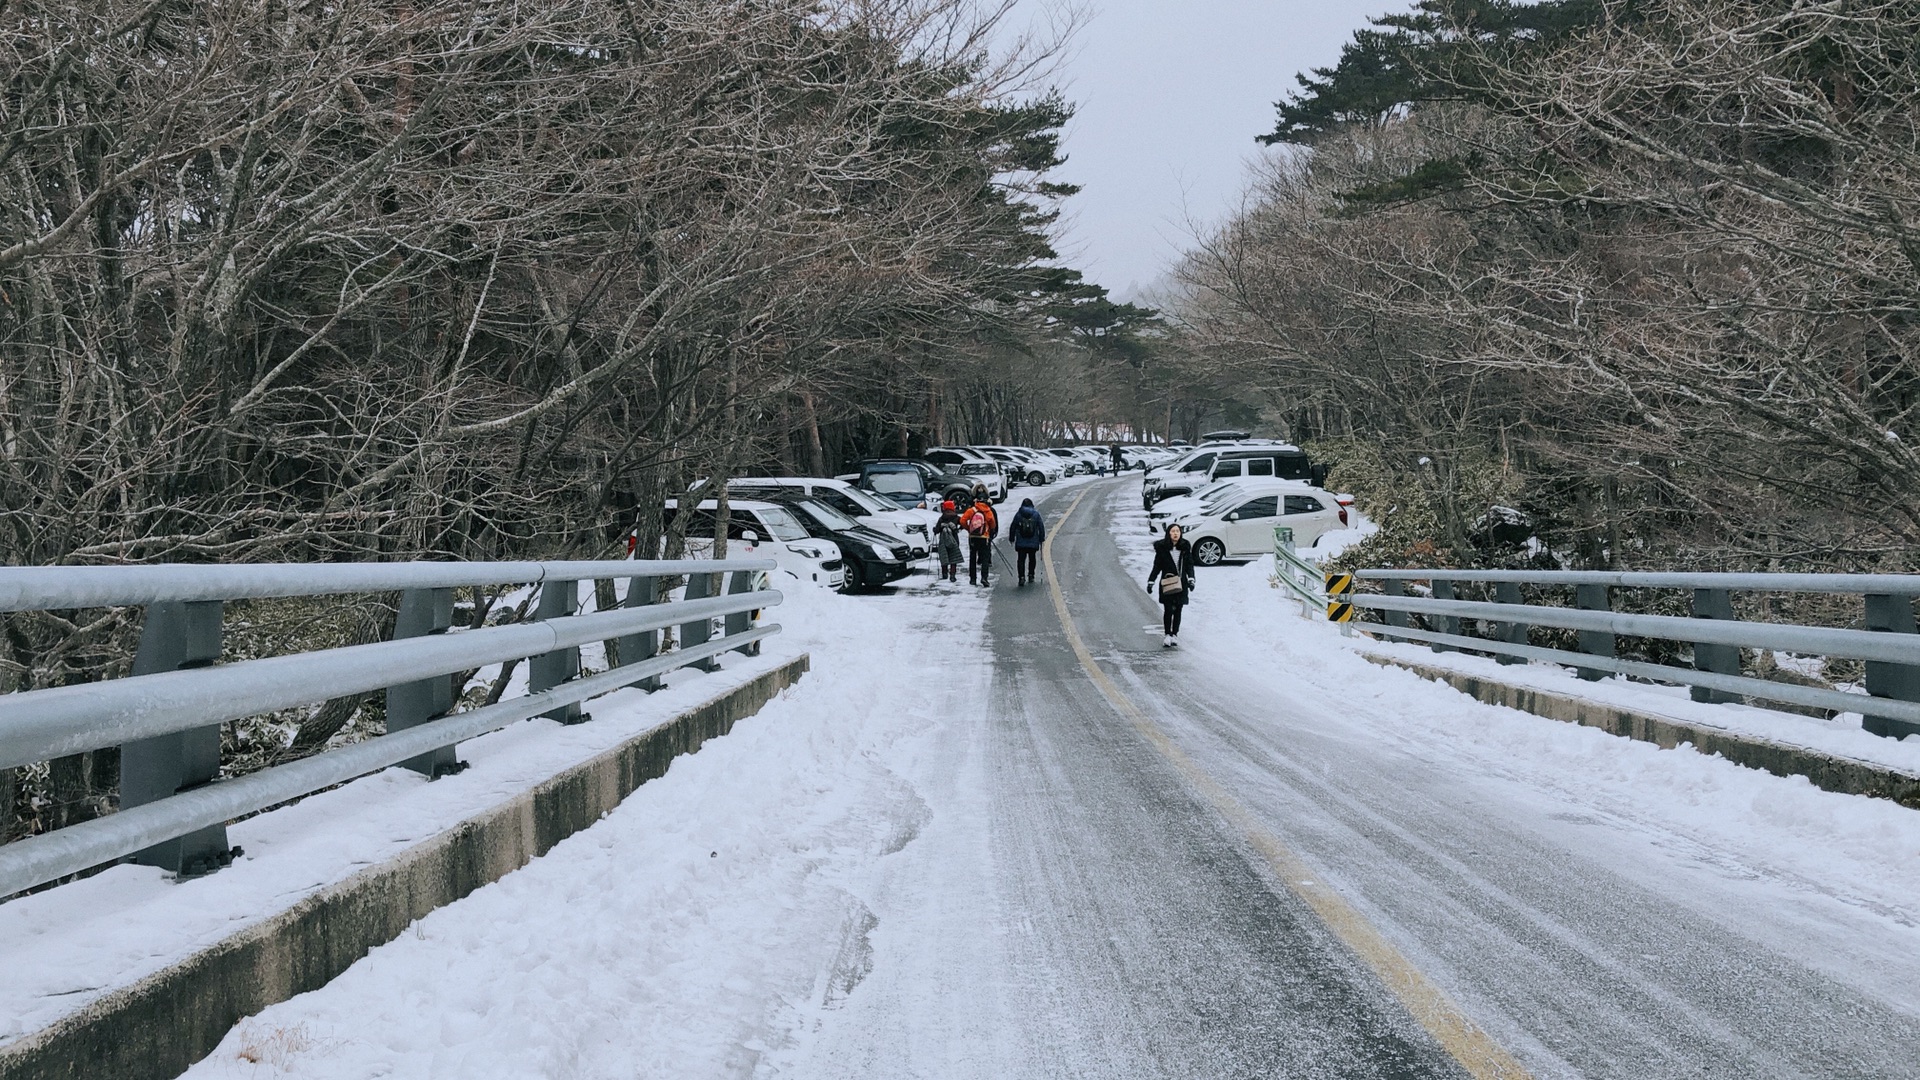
[[1010, 497, 1046, 586], [964, 490, 999, 586], [1109, 444, 1125, 473], [1148, 522, 1195, 647], [934, 500, 965, 583]]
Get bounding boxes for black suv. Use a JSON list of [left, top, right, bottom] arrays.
[[848, 459, 974, 508], [766, 493, 914, 590]]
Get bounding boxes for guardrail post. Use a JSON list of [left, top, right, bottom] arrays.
[[1574, 584, 1615, 682], [1690, 588, 1742, 703], [121, 600, 237, 877], [1862, 593, 1920, 738], [617, 575, 662, 691], [682, 571, 720, 672], [1430, 579, 1461, 653], [1492, 582, 1527, 665], [1382, 579, 1412, 628], [530, 579, 588, 725], [387, 588, 462, 776], [725, 570, 761, 656]]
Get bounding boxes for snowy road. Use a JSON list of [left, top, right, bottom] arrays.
[[185, 478, 1920, 1079]]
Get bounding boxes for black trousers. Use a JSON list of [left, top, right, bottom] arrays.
[[969, 538, 992, 582], [1162, 600, 1184, 635], [1016, 549, 1037, 581]]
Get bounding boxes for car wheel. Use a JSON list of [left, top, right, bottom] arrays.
[[1028, 471, 1044, 486], [1194, 538, 1226, 566]]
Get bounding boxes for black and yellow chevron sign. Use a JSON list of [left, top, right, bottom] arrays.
[[1324, 572, 1354, 596], [1326, 600, 1355, 623]]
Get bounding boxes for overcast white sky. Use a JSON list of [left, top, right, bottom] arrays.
[[1040, 0, 1403, 299]]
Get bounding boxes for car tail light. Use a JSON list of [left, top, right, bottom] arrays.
[[1338, 506, 1349, 526]]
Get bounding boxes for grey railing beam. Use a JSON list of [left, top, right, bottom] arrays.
[[0, 623, 780, 900], [0, 592, 778, 770], [1349, 593, 1920, 666], [1355, 569, 1920, 595], [0, 558, 775, 613], [1362, 622, 1920, 727]]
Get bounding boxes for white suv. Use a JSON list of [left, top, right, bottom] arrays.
[[1169, 483, 1350, 566]]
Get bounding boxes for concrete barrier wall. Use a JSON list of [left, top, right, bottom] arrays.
[[1366, 653, 1920, 809], [0, 656, 808, 1080]]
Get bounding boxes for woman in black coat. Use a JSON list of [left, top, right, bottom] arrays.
[[1147, 523, 1195, 647]]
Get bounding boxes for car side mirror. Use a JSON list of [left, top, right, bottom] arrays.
[[741, 530, 759, 544], [1226, 512, 1239, 522]]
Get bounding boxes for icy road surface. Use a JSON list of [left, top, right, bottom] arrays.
[[186, 478, 1920, 1079]]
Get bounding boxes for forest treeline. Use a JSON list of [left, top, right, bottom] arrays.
[[0, 0, 1182, 840], [1167, 0, 1920, 573], [0, 0, 1167, 576]]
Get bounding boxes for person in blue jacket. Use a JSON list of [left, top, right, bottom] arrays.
[[1009, 498, 1047, 587]]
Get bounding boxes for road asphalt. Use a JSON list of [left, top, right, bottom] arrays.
[[790, 478, 1920, 1079]]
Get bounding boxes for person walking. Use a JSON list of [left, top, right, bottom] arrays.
[[964, 486, 999, 586], [1147, 522, 1195, 647], [1009, 497, 1046, 586], [1109, 444, 1125, 474], [934, 500, 965, 583]]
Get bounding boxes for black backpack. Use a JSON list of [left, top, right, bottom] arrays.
[[1012, 513, 1038, 542]]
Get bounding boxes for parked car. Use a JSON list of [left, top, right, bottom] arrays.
[[1067, 446, 1108, 473], [1169, 484, 1350, 566], [728, 477, 933, 558], [842, 459, 976, 508], [770, 494, 916, 590], [1145, 478, 1256, 531], [1043, 447, 1087, 475], [662, 499, 845, 589], [924, 448, 1009, 501], [1142, 442, 1324, 508], [972, 446, 1063, 486]]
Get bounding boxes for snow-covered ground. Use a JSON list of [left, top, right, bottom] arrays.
[[13, 474, 1920, 1076], [0, 593, 813, 1049], [1113, 482, 1920, 1001], [167, 571, 995, 1077]]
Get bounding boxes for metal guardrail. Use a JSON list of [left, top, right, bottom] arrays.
[[1352, 569, 1920, 738], [1270, 526, 1325, 616], [0, 558, 781, 898]]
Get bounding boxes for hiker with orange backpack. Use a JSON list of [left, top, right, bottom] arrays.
[[964, 485, 999, 586]]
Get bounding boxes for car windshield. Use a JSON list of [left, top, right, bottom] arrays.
[[795, 498, 858, 530], [756, 506, 810, 541], [867, 470, 921, 496], [839, 487, 896, 515], [960, 463, 996, 475]]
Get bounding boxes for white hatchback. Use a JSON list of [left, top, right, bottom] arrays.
[[1170, 484, 1350, 566]]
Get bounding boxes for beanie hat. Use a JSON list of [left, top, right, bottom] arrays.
[[941, 500, 955, 512]]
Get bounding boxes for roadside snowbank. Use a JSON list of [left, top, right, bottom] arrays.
[[172, 571, 991, 1078], [1103, 484, 1920, 991]]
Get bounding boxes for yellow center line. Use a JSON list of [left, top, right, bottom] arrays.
[[1041, 487, 1532, 1080]]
